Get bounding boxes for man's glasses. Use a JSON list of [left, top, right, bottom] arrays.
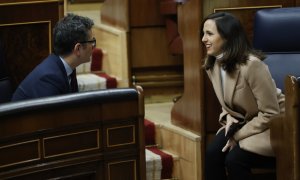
[[79, 37, 96, 48]]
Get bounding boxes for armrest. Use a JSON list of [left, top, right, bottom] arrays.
[[0, 88, 138, 117], [270, 114, 284, 156], [270, 75, 300, 180]]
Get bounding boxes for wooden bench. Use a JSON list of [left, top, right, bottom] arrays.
[[0, 87, 146, 180], [270, 76, 300, 180]]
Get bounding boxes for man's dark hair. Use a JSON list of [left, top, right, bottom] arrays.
[[53, 13, 94, 56]]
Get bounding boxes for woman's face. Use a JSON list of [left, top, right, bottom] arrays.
[[202, 19, 225, 57]]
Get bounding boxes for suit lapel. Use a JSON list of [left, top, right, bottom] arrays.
[[53, 55, 72, 92]]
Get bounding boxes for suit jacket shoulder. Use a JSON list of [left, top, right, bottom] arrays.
[[11, 54, 70, 101]]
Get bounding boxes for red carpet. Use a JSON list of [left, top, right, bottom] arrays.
[[144, 119, 173, 179], [93, 72, 117, 88], [147, 146, 173, 179], [144, 119, 156, 145]]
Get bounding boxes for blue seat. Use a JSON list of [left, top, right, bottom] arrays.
[[0, 41, 12, 103], [253, 7, 300, 180], [253, 7, 300, 92], [0, 77, 13, 103]]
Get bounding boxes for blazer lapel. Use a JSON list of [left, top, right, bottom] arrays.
[[208, 64, 244, 119], [207, 63, 226, 108], [224, 68, 240, 107]]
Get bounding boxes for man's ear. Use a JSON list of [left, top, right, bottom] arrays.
[[73, 43, 81, 56]]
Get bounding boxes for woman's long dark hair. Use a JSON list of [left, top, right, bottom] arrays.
[[201, 12, 265, 73]]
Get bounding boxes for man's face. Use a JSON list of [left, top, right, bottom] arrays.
[[79, 30, 95, 64]]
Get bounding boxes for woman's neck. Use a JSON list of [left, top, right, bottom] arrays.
[[215, 53, 224, 60]]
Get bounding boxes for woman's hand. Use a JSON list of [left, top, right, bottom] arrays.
[[225, 114, 239, 137], [222, 138, 237, 152]]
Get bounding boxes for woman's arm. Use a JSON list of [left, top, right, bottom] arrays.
[[234, 59, 281, 141]]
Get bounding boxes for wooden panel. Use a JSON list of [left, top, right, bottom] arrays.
[[100, 0, 129, 30], [171, 0, 203, 134], [99, 0, 184, 95], [131, 27, 182, 68], [0, 140, 40, 168], [0, 22, 50, 89], [107, 160, 136, 180], [130, 27, 183, 95], [0, 0, 63, 89], [7, 161, 103, 180], [0, 105, 101, 138], [106, 125, 135, 148], [44, 129, 100, 158], [202, 0, 294, 17], [69, 0, 104, 3], [129, 0, 164, 27], [102, 101, 138, 121], [101, 0, 164, 28], [0, 0, 62, 25]]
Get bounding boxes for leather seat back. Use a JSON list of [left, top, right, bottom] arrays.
[[0, 77, 12, 103], [253, 7, 300, 92]]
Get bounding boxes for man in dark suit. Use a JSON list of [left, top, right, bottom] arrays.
[[11, 14, 96, 101]]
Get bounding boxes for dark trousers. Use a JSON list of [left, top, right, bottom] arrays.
[[205, 129, 276, 180]]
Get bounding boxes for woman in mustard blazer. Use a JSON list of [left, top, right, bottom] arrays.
[[201, 12, 285, 180]]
